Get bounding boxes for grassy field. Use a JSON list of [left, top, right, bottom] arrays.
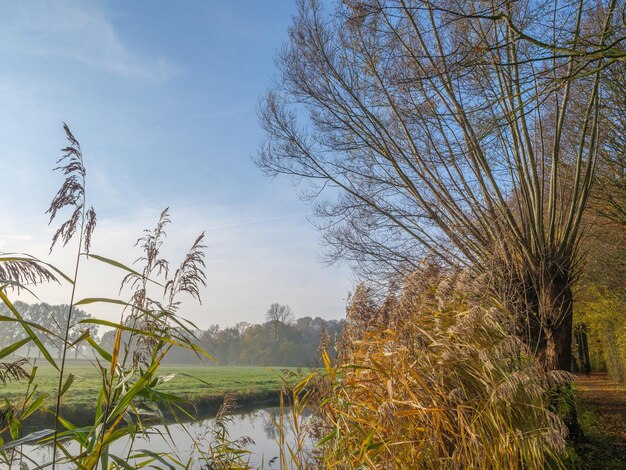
[[1, 361, 296, 423]]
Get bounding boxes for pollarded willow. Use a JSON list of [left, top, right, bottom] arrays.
[[257, 0, 626, 372]]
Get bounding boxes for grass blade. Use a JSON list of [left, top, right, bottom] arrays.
[[0, 290, 58, 370]]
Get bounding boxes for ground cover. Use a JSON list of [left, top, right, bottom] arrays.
[[574, 372, 626, 469]]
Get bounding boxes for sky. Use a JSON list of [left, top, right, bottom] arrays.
[[0, 0, 354, 328]]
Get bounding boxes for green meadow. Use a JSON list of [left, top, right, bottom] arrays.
[[2, 363, 294, 420]]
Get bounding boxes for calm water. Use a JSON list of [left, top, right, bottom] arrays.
[[16, 407, 309, 469]]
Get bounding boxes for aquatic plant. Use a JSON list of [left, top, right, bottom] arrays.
[[0, 125, 241, 469]]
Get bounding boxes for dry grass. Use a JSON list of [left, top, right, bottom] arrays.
[[288, 268, 570, 469]]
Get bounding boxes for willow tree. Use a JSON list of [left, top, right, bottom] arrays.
[[595, 56, 626, 226], [257, 0, 626, 371]]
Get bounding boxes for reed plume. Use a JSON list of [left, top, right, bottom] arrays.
[[303, 267, 570, 469], [47, 123, 96, 254], [46, 124, 97, 470]]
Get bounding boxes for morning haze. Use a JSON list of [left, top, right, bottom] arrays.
[[0, 0, 352, 328]]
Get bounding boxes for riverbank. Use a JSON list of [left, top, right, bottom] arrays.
[[2, 364, 295, 427], [24, 389, 283, 429]]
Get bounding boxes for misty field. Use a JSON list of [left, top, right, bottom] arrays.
[[3, 363, 293, 418]]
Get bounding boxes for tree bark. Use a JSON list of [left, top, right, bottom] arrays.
[[536, 283, 583, 440], [543, 303, 574, 372], [502, 264, 574, 372], [526, 262, 575, 373]]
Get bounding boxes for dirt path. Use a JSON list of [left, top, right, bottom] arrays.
[[575, 372, 626, 469]]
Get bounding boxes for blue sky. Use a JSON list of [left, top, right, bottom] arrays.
[[0, 0, 353, 328]]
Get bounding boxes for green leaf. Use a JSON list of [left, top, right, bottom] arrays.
[[130, 449, 181, 470], [99, 445, 109, 470], [74, 298, 155, 319], [0, 290, 58, 370], [55, 415, 77, 432], [75, 297, 136, 308], [87, 336, 112, 362], [0, 337, 30, 360], [0, 315, 56, 336], [69, 329, 90, 347], [0, 429, 55, 452], [86, 254, 163, 287], [108, 352, 166, 420], [9, 419, 19, 440], [28, 366, 38, 386], [109, 455, 136, 469], [317, 428, 337, 447], [21, 394, 46, 421], [142, 390, 188, 404], [60, 373, 75, 397]]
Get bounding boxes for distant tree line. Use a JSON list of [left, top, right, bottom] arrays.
[[0, 301, 95, 359], [2, 301, 344, 367], [197, 317, 344, 367], [98, 303, 346, 367]]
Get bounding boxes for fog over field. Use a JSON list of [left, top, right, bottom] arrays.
[[0, 0, 352, 328]]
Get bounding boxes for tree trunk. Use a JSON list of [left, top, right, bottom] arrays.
[[544, 309, 573, 372], [488, 258, 581, 437], [534, 267, 574, 372], [537, 283, 583, 440]]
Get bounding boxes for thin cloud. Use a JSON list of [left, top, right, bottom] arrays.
[[204, 214, 305, 231], [0, 0, 180, 82]]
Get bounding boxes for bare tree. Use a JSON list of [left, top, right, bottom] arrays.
[[594, 56, 626, 226], [257, 0, 625, 371], [265, 303, 294, 342]]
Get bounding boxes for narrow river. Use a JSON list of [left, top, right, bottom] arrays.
[[16, 407, 308, 469]]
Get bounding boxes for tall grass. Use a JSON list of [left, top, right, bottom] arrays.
[[277, 267, 570, 469], [0, 125, 243, 469]]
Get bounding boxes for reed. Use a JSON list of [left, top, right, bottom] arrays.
[[278, 267, 570, 469], [0, 125, 249, 469]]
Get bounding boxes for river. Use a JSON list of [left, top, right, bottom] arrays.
[[15, 406, 310, 469]]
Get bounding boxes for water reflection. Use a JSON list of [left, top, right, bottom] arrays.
[[16, 407, 310, 469]]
